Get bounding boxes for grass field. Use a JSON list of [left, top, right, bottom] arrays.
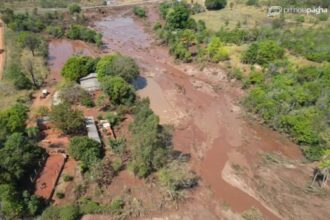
[[193, 0, 330, 31]]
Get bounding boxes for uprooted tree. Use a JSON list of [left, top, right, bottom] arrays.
[[311, 149, 330, 188]]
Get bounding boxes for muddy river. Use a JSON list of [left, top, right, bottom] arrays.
[[48, 9, 303, 220]]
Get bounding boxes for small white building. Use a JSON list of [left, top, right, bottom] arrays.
[[85, 116, 101, 143], [80, 73, 100, 92]]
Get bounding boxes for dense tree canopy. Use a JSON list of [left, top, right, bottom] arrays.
[[68, 136, 102, 169], [61, 56, 96, 81], [0, 104, 28, 141], [242, 40, 285, 65], [205, 0, 227, 10], [101, 76, 135, 105], [50, 103, 85, 135], [129, 99, 171, 177], [96, 55, 139, 83], [244, 65, 330, 160]]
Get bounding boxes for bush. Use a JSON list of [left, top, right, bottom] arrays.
[[6, 64, 32, 90], [101, 76, 135, 105], [61, 56, 96, 81], [133, 6, 147, 17], [242, 40, 284, 65], [319, 13, 328, 21], [59, 205, 80, 220], [50, 103, 85, 135], [56, 192, 65, 199], [205, 0, 227, 10], [295, 15, 305, 23], [66, 25, 102, 45], [207, 37, 229, 62], [68, 136, 102, 168], [246, 0, 258, 6], [165, 3, 191, 30], [159, 161, 198, 199], [96, 55, 140, 83], [46, 25, 64, 38], [63, 175, 73, 182], [109, 138, 126, 154], [68, 4, 81, 15]]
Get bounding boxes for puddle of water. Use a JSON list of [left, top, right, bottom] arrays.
[[48, 39, 93, 81]]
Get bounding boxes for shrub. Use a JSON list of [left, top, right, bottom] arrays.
[[165, 3, 191, 30], [58, 205, 80, 220], [246, 0, 258, 6], [96, 55, 139, 82], [46, 25, 64, 38], [50, 103, 85, 135], [101, 76, 135, 105], [6, 64, 32, 90], [109, 138, 126, 154], [63, 175, 73, 182], [207, 37, 229, 62], [66, 25, 102, 45], [61, 56, 96, 81], [68, 4, 81, 15], [242, 40, 284, 65], [158, 161, 198, 199], [68, 136, 102, 168], [56, 192, 65, 199], [205, 0, 227, 10], [295, 15, 305, 23], [319, 13, 328, 21], [133, 6, 147, 17]]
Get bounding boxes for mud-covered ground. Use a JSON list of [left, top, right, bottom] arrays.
[[45, 5, 330, 220]]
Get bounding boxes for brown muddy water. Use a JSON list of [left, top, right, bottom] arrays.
[[48, 13, 303, 220]]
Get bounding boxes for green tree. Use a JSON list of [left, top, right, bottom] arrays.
[[61, 56, 96, 81], [133, 6, 147, 17], [50, 103, 85, 135], [205, 0, 227, 10], [0, 133, 43, 183], [17, 32, 41, 56], [207, 37, 229, 62], [68, 4, 81, 15], [0, 104, 28, 140], [0, 184, 24, 219], [242, 40, 284, 65], [165, 3, 191, 30], [129, 99, 171, 177], [101, 76, 135, 105], [96, 55, 139, 82], [68, 136, 102, 168]]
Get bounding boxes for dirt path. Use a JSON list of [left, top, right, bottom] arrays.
[[0, 20, 5, 79]]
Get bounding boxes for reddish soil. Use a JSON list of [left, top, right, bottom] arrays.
[[86, 5, 329, 220], [40, 5, 330, 220], [35, 154, 67, 200]]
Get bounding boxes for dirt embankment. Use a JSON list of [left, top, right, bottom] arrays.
[[0, 20, 5, 79], [90, 6, 330, 220], [44, 5, 330, 220]]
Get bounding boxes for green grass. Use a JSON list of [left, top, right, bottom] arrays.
[[193, 0, 330, 32]]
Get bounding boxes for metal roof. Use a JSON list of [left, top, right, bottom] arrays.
[[85, 116, 101, 143]]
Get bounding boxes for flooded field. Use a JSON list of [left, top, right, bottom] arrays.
[[45, 6, 330, 220]]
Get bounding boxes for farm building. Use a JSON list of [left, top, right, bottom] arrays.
[[80, 73, 100, 92], [85, 116, 102, 143]]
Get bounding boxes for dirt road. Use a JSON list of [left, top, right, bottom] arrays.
[[0, 20, 5, 79]]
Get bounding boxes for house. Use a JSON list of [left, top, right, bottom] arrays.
[[80, 73, 100, 92], [85, 116, 101, 143]]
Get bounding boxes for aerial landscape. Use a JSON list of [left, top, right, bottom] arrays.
[[0, 0, 329, 219]]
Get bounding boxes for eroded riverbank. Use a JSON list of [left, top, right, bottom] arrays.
[[45, 5, 330, 220]]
